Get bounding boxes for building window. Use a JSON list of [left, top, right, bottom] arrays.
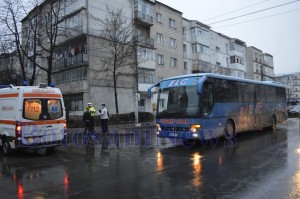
[[157, 54, 164, 65], [140, 48, 154, 60], [158, 77, 164, 82], [191, 27, 208, 39], [156, 33, 163, 43], [156, 12, 162, 23], [63, 93, 83, 111], [159, 98, 165, 108], [170, 57, 177, 67], [192, 43, 209, 54], [169, 18, 176, 29], [169, 38, 177, 48], [184, 62, 188, 70], [138, 69, 155, 84], [53, 66, 87, 84], [230, 56, 243, 65], [138, 99, 145, 106]]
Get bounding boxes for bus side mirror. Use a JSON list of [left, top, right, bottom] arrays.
[[147, 83, 159, 99], [197, 76, 207, 95]]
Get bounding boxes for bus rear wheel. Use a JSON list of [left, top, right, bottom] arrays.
[[270, 116, 276, 130], [224, 120, 235, 138]]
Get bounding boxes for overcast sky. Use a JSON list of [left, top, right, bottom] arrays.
[[159, 0, 300, 75]]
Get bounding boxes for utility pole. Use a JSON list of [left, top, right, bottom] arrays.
[[133, 35, 139, 124]]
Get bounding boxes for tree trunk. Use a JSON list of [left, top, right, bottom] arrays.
[[114, 70, 119, 114]]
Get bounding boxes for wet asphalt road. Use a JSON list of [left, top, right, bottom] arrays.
[[1, 118, 300, 199]]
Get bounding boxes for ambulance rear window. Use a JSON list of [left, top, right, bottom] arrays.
[[23, 99, 63, 120]]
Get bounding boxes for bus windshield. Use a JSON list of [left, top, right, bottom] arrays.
[[157, 84, 213, 118]]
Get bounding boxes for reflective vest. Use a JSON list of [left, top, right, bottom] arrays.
[[88, 106, 96, 117]]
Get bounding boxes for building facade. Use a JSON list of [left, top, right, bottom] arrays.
[[21, 0, 277, 116], [276, 73, 300, 100], [245, 46, 275, 81]]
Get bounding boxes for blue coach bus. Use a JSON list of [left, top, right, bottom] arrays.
[[148, 73, 287, 142]]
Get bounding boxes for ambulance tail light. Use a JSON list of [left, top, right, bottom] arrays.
[[15, 121, 22, 138], [64, 122, 67, 136]]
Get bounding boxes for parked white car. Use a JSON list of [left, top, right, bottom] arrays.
[[289, 105, 300, 113]]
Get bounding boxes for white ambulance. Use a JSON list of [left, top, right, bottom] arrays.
[[0, 83, 67, 155]]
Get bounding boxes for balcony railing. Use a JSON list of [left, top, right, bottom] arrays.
[[53, 53, 88, 71], [134, 11, 153, 26], [192, 60, 212, 73], [137, 36, 154, 47]]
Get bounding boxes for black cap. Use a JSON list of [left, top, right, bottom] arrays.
[[101, 104, 106, 106]]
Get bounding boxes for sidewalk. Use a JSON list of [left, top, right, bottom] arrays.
[[66, 122, 156, 135]]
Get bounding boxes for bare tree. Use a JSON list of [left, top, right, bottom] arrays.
[[28, 0, 63, 85], [97, 6, 136, 114], [0, 0, 66, 86], [0, 0, 33, 84], [0, 50, 22, 85]]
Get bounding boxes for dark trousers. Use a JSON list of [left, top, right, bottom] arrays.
[[101, 119, 109, 149], [100, 119, 108, 133]]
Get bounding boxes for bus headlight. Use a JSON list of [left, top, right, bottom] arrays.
[[156, 124, 161, 135], [190, 124, 201, 133]]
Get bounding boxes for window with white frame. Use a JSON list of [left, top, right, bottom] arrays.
[[159, 98, 165, 108], [138, 69, 155, 84], [140, 48, 154, 60], [169, 38, 177, 48], [157, 54, 164, 65], [192, 43, 209, 54], [170, 57, 177, 67], [169, 18, 176, 29], [156, 12, 162, 23], [191, 27, 208, 39], [156, 33, 163, 43]]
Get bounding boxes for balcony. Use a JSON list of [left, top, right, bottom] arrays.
[[138, 59, 156, 70], [192, 60, 212, 73], [63, 0, 86, 16], [137, 36, 154, 48], [134, 11, 154, 26], [191, 35, 210, 47], [192, 53, 211, 63], [229, 63, 246, 72], [229, 49, 244, 58], [53, 53, 88, 71]]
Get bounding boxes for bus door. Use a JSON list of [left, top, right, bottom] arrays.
[[254, 85, 265, 128], [239, 83, 255, 131]]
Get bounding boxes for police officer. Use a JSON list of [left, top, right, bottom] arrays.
[[87, 102, 96, 133]]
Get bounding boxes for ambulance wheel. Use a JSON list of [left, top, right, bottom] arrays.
[[2, 139, 12, 155]]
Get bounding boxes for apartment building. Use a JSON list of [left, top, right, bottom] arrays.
[[246, 46, 274, 81], [276, 73, 300, 100], [22, 0, 137, 116], [20, 0, 277, 116]]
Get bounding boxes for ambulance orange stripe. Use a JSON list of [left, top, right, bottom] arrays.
[[23, 93, 62, 98], [0, 120, 17, 125], [0, 120, 65, 126], [0, 93, 19, 98], [21, 119, 66, 126]]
